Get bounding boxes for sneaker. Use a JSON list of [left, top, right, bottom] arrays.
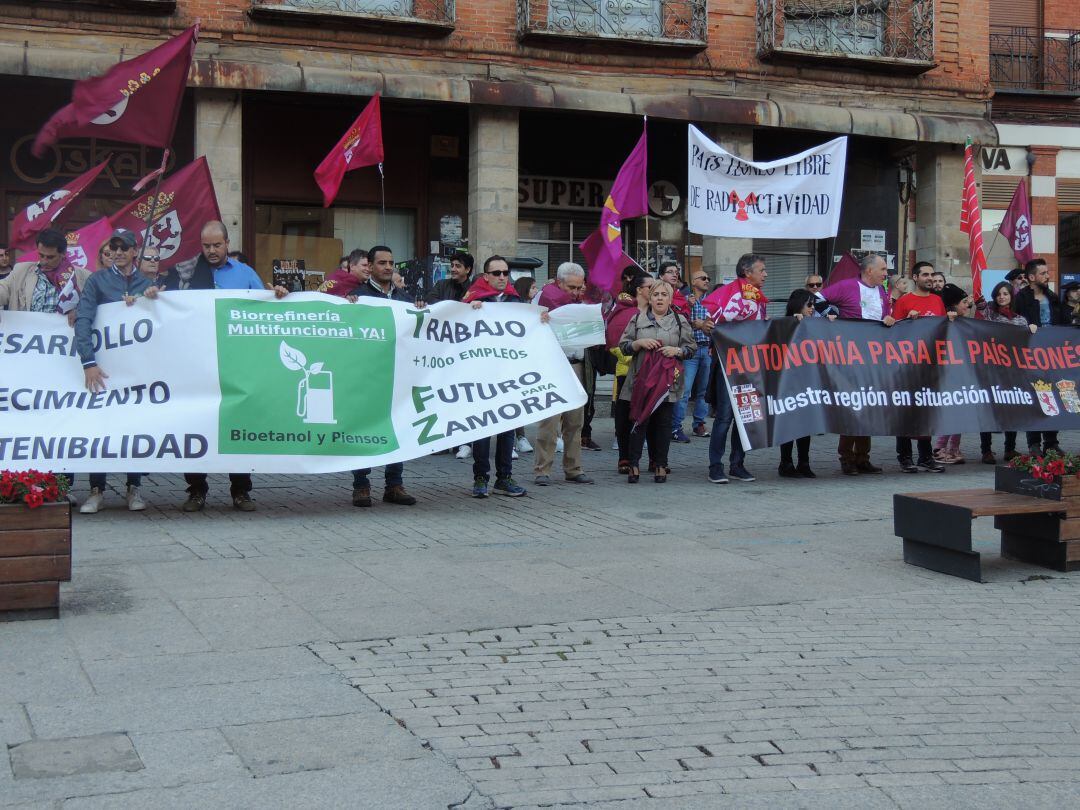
[[80, 487, 105, 514], [778, 462, 801, 478], [899, 458, 919, 473], [981, 451, 997, 465], [515, 436, 533, 454], [534, 474, 551, 486], [708, 466, 729, 484], [855, 462, 882, 474], [729, 465, 756, 482], [565, 473, 594, 484], [611, 438, 619, 451], [383, 485, 417, 505], [352, 487, 372, 507], [917, 457, 945, 473], [471, 476, 489, 498], [796, 464, 816, 479], [512, 448, 519, 460], [581, 437, 602, 451], [232, 492, 256, 512], [693, 424, 711, 438], [455, 445, 472, 460], [126, 485, 146, 512], [493, 478, 527, 497], [672, 428, 692, 444], [555, 437, 564, 454], [182, 492, 206, 512]]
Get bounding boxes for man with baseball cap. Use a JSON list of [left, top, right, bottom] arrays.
[[73, 228, 155, 514]]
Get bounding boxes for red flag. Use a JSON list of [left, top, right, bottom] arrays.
[[314, 95, 384, 208], [19, 217, 114, 272], [109, 157, 221, 268], [8, 159, 111, 250], [32, 26, 198, 157], [579, 229, 639, 296], [579, 124, 648, 293], [998, 178, 1036, 266], [960, 138, 987, 299]]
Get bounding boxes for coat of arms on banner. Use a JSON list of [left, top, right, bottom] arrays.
[[732, 383, 764, 423], [1056, 380, 1080, 414], [1033, 380, 1061, 417]]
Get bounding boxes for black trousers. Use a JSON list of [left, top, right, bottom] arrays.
[[628, 401, 673, 469], [780, 436, 811, 466], [980, 432, 1017, 453], [895, 437, 933, 463], [1026, 431, 1059, 454], [185, 473, 252, 497]]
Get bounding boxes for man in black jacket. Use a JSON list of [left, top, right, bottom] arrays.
[[1014, 257, 1063, 456], [351, 245, 418, 508], [425, 253, 473, 304]]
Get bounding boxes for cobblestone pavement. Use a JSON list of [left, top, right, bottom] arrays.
[[3, 425, 1080, 808]]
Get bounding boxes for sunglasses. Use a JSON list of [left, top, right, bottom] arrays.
[[109, 242, 132, 251], [693, 276, 708, 282], [144, 256, 160, 262], [807, 282, 823, 288], [488, 270, 510, 277]]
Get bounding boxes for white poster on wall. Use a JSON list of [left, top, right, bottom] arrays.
[[687, 125, 847, 239]]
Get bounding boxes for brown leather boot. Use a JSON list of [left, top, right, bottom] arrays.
[[351, 486, 372, 507], [383, 485, 417, 506]]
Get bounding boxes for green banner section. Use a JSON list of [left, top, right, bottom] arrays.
[[215, 299, 398, 456]]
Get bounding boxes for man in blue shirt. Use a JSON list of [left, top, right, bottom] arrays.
[[167, 221, 284, 512]]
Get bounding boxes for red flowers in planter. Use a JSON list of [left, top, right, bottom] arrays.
[[0, 470, 70, 509], [1008, 450, 1080, 483]]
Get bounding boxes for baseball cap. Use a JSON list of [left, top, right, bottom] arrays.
[[109, 228, 138, 249]]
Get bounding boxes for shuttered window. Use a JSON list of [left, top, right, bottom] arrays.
[[989, 0, 1041, 28], [1059, 179, 1080, 210]]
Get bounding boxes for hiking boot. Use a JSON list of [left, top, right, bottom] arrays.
[[126, 485, 146, 512], [383, 485, 417, 505], [182, 492, 206, 512], [232, 492, 256, 512], [493, 478, 527, 497], [855, 461, 882, 474], [672, 428, 692, 444], [981, 451, 997, 465], [352, 486, 372, 507], [693, 424, 711, 438], [80, 488, 105, 514], [471, 476, 489, 498], [841, 462, 859, 476]]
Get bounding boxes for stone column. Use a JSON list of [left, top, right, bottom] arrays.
[[700, 125, 754, 284], [468, 107, 519, 262], [1030, 145, 1060, 279], [195, 89, 243, 248], [914, 143, 966, 285]]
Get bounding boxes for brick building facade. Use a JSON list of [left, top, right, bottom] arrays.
[[0, 0, 995, 303]]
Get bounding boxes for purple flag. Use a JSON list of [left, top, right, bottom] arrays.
[[998, 179, 1035, 266], [579, 125, 648, 292]]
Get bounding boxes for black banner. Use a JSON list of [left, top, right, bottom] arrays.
[[712, 318, 1080, 448]]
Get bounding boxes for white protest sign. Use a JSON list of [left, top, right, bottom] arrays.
[[0, 291, 585, 473], [687, 125, 847, 239], [547, 303, 605, 352]]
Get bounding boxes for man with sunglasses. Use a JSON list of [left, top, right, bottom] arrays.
[[138, 245, 163, 283], [73, 228, 154, 514], [672, 269, 713, 443], [805, 275, 823, 293]]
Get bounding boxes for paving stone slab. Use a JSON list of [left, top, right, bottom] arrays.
[[9, 734, 142, 780]]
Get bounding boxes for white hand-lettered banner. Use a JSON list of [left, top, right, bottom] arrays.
[[687, 125, 847, 239]]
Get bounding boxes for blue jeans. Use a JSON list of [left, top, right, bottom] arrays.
[[88, 473, 141, 490], [473, 431, 515, 481], [672, 345, 712, 430], [352, 464, 403, 489], [708, 373, 745, 472]]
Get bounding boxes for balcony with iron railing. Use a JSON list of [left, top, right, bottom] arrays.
[[249, 0, 456, 34], [756, 0, 935, 72], [990, 26, 1080, 96], [517, 0, 707, 49]]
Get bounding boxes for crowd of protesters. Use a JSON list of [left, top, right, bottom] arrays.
[[0, 223, 1072, 513]]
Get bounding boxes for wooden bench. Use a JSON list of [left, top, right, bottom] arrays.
[[895, 488, 1073, 582]]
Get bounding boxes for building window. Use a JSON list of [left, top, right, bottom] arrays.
[[990, 26, 1080, 94], [517, 215, 596, 284], [753, 238, 817, 316], [518, 0, 707, 48], [757, 0, 936, 71], [249, 0, 455, 33]]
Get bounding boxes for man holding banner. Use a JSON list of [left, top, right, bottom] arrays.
[[0, 229, 88, 321]]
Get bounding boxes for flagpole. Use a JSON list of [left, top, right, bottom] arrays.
[[378, 162, 386, 245], [135, 148, 170, 276], [642, 114, 649, 274]]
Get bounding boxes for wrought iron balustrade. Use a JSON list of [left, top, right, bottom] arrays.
[[250, 0, 455, 30], [990, 26, 1080, 95], [517, 0, 707, 48], [757, 0, 935, 70]]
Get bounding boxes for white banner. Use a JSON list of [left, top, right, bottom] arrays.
[[0, 291, 586, 473], [687, 125, 847, 239]]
